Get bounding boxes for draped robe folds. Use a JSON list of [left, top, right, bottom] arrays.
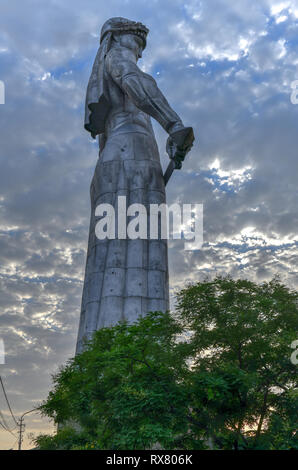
[[76, 35, 183, 354]]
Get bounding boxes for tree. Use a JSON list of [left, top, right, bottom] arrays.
[[176, 277, 298, 449], [36, 312, 193, 450], [34, 277, 298, 450]]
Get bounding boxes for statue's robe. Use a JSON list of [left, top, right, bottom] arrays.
[[75, 42, 182, 353]]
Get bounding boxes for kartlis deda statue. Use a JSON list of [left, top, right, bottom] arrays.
[[76, 17, 194, 353]]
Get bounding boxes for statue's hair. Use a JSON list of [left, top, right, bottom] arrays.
[[85, 18, 149, 138], [100, 17, 149, 50]]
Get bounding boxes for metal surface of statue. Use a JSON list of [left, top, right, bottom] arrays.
[[76, 17, 194, 353]]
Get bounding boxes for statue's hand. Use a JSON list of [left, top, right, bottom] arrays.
[[166, 127, 195, 170]]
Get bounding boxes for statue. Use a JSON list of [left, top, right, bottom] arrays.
[[76, 17, 194, 353]]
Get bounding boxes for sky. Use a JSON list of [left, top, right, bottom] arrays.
[[0, 0, 298, 450]]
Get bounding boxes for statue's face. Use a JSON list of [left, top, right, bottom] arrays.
[[117, 33, 145, 60]]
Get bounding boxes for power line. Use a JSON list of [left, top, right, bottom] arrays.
[[0, 418, 16, 435], [0, 409, 16, 432], [0, 419, 17, 438], [0, 376, 18, 426], [0, 406, 17, 437], [0, 375, 41, 450], [8, 438, 19, 451], [0, 406, 40, 449], [11, 438, 19, 450], [0, 409, 10, 430], [17, 409, 39, 450]]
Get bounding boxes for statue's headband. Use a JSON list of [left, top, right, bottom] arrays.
[[100, 17, 149, 49]]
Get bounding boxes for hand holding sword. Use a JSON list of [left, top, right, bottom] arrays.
[[163, 127, 195, 186]]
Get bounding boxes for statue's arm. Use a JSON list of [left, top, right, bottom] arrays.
[[106, 50, 184, 133]]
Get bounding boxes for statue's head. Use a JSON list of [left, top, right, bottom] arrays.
[[100, 17, 149, 59]]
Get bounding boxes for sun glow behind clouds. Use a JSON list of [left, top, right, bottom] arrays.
[[215, 228, 297, 248], [207, 158, 253, 193]]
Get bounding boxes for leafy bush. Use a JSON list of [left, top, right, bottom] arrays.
[[34, 278, 298, 450]]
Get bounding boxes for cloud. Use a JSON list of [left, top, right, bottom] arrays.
[[0, 0, 297, 449]]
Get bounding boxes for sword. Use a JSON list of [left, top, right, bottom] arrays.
[[163, 127, 195, 186]]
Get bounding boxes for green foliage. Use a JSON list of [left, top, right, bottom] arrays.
[[177, 277, 298, 449], [35, 278, 298, 450], [36, 312, 191, 450], [33, 427, 98, 450]]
